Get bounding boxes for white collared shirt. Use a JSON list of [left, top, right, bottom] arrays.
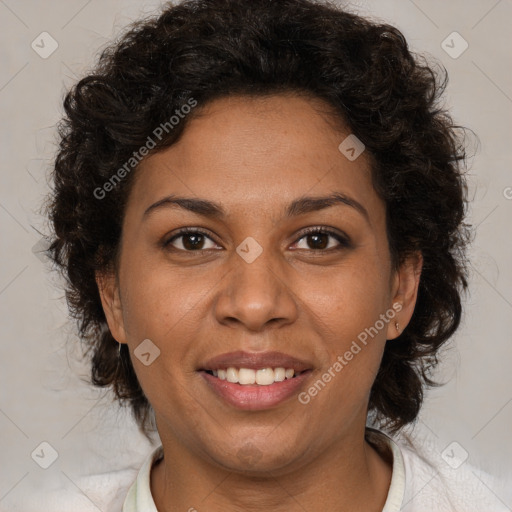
[[121, 427, 511, 511]]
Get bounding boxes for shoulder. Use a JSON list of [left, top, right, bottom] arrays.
[[0, 466, 139, 512], [393, 429, 512, 512]]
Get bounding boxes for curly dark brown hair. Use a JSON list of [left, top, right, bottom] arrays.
[[47, 0, 473, 439]]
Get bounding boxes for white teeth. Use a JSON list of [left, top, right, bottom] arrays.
[[211, 367, 298, 385], [274, 367, 285, 382], [256, 368, 274, 385], [226, 367, 238, 383], [238, 368, 256, 385]]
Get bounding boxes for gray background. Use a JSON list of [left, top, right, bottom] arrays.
[[1, 0, 511, 509]]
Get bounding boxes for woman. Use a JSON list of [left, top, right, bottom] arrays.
[[47, 0, 507, 510]]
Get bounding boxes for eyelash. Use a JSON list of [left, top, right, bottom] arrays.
[[162, 226, 351, 253]]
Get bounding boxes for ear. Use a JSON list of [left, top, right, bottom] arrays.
[[95, 270, 127, 344], [386, 251, 423, 341]]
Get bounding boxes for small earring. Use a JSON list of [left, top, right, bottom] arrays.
[[395, 321, 401, 333], [118, 342, 122, 357]]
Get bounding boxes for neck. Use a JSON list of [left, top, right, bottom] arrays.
[[151, 427, 392, 512]]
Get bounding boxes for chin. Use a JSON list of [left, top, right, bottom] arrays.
[[205, 437, 307, 475]]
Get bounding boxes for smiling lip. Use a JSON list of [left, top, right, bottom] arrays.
[[200, 370, 312, 410], [198, 351, 313, 410], [199, 350, 312, 372]]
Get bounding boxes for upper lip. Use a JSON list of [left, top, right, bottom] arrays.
[[199, 351, 313, 372]]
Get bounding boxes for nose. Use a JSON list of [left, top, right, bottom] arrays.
[[213, 247, 299, 333]]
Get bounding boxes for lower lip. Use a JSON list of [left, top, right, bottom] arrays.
[[200, 370, 312, 410]]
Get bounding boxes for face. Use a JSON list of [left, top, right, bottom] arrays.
[[98, 94, 421, 474]]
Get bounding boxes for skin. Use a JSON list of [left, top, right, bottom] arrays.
[[97, 94, 422, 512]]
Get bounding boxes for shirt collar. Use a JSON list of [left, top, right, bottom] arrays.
[[123, 428, 405, 511]]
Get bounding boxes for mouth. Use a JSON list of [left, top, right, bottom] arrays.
[[198, 351, 313, 410], [201, 367, 307, 385]]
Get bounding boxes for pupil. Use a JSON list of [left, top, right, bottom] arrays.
[[309, 233, 327, 250], [181, 233, 329, 251], [184, 234, 204, 250]]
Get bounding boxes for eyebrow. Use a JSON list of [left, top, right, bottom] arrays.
[[143, 192, 369, 223]]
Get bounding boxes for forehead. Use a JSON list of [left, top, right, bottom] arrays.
[[127, 94, 383, 223]]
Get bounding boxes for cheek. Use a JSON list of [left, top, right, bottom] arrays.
[[118, 254, 218, 398], [298, 255, 390, 390], [303, 258, 390, 342], [293, 261, 389, 447], [119, 256, 212, 341], [118, 260, 210, 413]]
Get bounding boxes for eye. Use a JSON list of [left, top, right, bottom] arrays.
[[292, 227, 350, 251], [163, 228, 220, 251], [163, 226, 351, 253]]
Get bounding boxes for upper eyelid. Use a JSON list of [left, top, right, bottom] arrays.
[[165, 226, 348, 249], [291, 228, 349, 249], [164, 228, 220, 249]]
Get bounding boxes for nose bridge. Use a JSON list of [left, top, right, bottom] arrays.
[[214, 240, 298, 331]]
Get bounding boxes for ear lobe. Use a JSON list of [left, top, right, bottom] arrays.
[[95, 270, 127, 343], [386, 251, 423, 341]]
